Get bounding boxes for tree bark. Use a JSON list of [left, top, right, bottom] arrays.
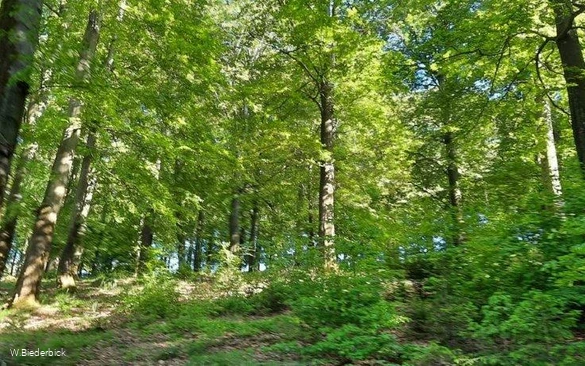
[[0, 74, 47, 274], [551, 0, 585, 173], [0, 143, 36, 278], [12, 10, 100, 307], [177, 229, 187, 268], [229, 194, 240, 253], [443, 131, 464, 246], [306, 165, 316, 246], [318, 80, 336, 270], [544, 100, 564, 202], [136, 216, 153, 276], [247, 203, 259, 272], [193, 210, 204, 271], [0, 0, 43, 212], [57, 131, 97, 290]]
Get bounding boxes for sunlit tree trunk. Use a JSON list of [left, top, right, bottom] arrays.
[[12, 10, 100, 307], [305, 165, 316, 246], [247, 203, 259, 272], [0, 0, 42, 211], [318, 80, 336, 269], [57, 131, 97, 290], [541, 100, 564, 208]]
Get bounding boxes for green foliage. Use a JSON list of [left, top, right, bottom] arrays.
[[247, 280, 292, 315], [290, 275, 403, 330], [123, 274, 180, 320], [52, 293, 86, 315], [214, 295, 255, 316], [306, 324, 402, 362], [471, 290, 580, 364], [401, 343, 478, 366]]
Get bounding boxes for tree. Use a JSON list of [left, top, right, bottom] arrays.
[[549, 0, 585, 174], [12, 9, 100, 306], [0, 0, 43, 211]]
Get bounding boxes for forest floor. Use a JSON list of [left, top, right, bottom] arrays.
[[0, 276, 311, 366]]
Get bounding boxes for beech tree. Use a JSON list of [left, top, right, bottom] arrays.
[[0, 0, 43, 210]]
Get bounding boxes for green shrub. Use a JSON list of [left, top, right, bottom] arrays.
[[123, 274, 180, 319], [306, 325, 402, 362], [289, 274, 407, 362], [471, 290, 580, 364], [401, 343, 476, 366], [214, 295, 254, 316], [290, 275, 403, 330], [249, 281, 292, 315]]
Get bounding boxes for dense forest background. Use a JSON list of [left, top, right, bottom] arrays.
[[1, 0, 585, 364]]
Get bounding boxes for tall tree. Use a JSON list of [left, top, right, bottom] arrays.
[[550, 0, 585, 173], [57, 130, 97, 290], [12, 9, 100, 306], [0, 0, 43, 211]]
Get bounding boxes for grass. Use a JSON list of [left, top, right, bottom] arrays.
[[0, 277, 309, 366]]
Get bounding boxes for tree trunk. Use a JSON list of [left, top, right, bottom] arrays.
[[306, 165, 316, 246], [57, 131, 97, 290], [91, 247, 100, 276], [229, 194, 240, 253], [544, 99, 564, 203], [443, 131, 464, 246], [11, 10, 100, 307], [192, 210, 204, 271], [318, 80, 336, 270], [551, 0, 585, 173], [136, 216, 153, 276], [9, 246, 19, 276], [0, 143, 36, 278], [0, 0, 43, 212], [177, 230, 187, 269], [247, 203, 259, 272]]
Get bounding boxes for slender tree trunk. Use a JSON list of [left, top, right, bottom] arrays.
[[551, 1, 585, 173], [193, 210, 204, 271], [12, 10, 100, 307], [0, 0, 43, 211], [0, 143, 36, 278], [207, 235, 215, 269], [57, 131, 97, 290], [247, 203, 259, 272], [443, 131, 464, 246], [177, 230, 187, 268], [544, 100, 564, 204], [136, 216, 153, 276], [136, 153, 160, 276], [318, 80, 336, 269], [9, 247, 19, 276], [306, 165, 316, 246], [91, 247, 100, 276], [229, 194, 240, 253]]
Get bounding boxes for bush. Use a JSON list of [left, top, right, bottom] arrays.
[[214, 295, 254, 316], [123, 274, 180, 319], [248, 281, 292, 315], [289, 274, 407, 361], [471, 290, 580, 364], [306, 324, 402, 362], [291, 274, 404, 330]]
